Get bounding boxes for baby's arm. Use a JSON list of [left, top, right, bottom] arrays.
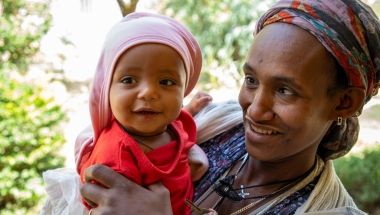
[[185, 92, 212, 181], [184, 92, 212, 116], [188, 144, 209, 181]]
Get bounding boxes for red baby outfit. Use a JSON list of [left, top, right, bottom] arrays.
[[79, 110, 195, 215]]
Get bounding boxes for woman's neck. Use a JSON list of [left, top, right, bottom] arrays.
[[238, 153, 316, 187]]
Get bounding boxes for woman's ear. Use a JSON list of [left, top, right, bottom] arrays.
[[334, 87, 365, 118]]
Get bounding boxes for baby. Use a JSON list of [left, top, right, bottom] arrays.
[[76, 12, 212, 215]]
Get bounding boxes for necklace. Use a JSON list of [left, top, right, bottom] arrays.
[[228, 199, 263, 215], [214, 154, 315, 202], [131, 127, 176, 152], [135, 139, 154, 151]]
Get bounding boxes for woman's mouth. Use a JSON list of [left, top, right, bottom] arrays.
[[245, 116, 280, 135], [248, 123, 279, 135]]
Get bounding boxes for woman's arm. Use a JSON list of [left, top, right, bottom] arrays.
[[80, 164, 173, 215]]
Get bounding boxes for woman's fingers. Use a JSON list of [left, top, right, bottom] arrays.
[[81, 164, 173, 215], [84, 164, 130, 188], [147, 181, 170, 196], [146, 182, 173, 214], [80, 182, 105, 207]]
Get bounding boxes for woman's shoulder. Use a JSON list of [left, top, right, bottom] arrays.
[[301, 206, 368, 215]]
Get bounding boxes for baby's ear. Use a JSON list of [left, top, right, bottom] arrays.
[[333, 87, 365, 118]]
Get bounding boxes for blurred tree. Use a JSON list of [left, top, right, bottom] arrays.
[[0, 0, 66, 214], [117, 0, 139, 16], [80, 0, 139, 16], [160, 0, 275, 91]]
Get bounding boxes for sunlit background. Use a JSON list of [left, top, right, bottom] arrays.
[[44, 0, 380, 166], [1, 0, 379, 214], [41, 0, 278, 168]]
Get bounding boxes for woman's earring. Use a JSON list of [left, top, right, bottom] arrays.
[[337, 116, 343, 126]]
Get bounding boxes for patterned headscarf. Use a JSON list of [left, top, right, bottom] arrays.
[[75, 12, 202, 170], [256, 0, 380, 102], [256, 0, 380, 160]]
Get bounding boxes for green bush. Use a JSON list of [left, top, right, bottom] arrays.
[[0, 0, 66, 214], [334, 145, 380, 214], [0, 73, 66, 214]]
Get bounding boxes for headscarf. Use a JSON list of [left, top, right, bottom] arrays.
[[256, 0, 380, 101], [255, 0, 380, 160], [75, 12, 202, 170]]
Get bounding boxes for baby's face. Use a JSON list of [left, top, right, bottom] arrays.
[[109, 43, 186, 136]]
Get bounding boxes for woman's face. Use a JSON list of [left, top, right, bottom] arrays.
[[239, 23, 339, 162]]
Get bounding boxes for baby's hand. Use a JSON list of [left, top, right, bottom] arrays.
[[188, 144, 209, 181], [204, 209, 218, 215], [184, 91, 212, 116], [185, 199, 217, 215]]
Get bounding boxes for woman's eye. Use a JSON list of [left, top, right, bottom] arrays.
[[121, 77, 136, 84], [160, 79, 176, 86], [244, 76, 258, 87], [278, 87, 294, 96]]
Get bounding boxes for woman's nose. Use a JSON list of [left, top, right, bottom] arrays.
[[247, 89, 275, 121]]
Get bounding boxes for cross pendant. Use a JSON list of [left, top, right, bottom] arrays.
[[238, 185, 250, 198]]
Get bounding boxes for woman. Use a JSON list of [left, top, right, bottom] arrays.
[[79, 0, 379, 214]]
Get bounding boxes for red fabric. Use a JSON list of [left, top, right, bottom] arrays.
[[79, 110, 195, 215]]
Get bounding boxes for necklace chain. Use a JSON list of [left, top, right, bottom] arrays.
[[214, 154, 298, 201], [132, 127, 175, 152], [229, 199, 262, 215], [213, 153, 316, 215], [135, 139, 154, 151]]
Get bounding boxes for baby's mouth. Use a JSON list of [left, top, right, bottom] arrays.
[[136, 110, 159, 115], [134, 107, 160, 115]]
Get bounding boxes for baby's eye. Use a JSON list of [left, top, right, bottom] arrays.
[[160, 79, 176, 86], [121, 77, 136, 84]]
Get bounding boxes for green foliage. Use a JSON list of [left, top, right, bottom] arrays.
[[334, 145, 380, 213], [161, 0, 275, 90], [0, 74, 66, 214], [0, 0, 66, 214], [0, 0, 52, 73]]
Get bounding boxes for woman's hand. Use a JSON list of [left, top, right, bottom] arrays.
[[80, 164, 173, 215]]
